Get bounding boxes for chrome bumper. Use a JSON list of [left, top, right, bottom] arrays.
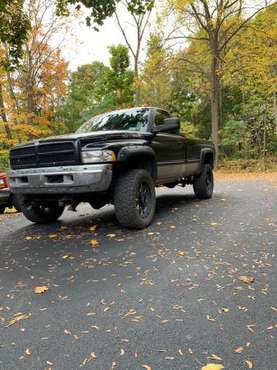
[[8, 164, 113, 194]]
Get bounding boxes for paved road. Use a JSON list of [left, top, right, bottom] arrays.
[[0, 176, 276, 370]]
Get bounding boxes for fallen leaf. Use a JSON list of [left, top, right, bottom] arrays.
[[221, 307, 229, 313], [48, 234, 58, 239], [25, 348, 32, 356], [106, 234, 116, 238], [208, 354, 223, 361], [89, 239, 99, 248], [6, 313, 31, 327], [120, 349, 125, 356], [177, 250, 188, 257], [90, 225, 97, 232], [245, 360, 253, 368], [142, 366, 152, 370], [239, 276, 255, 284], [34, 286, 48, 294], [247, 324, 256, 333], [234, 346, 244, 353], [207, 315, 216, 322], [201, 364, 224, 370]]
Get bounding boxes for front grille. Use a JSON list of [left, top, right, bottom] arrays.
[[10, 141, 79, 169]]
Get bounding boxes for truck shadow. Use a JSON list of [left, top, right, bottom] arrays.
[[9, 190, 215, 238]]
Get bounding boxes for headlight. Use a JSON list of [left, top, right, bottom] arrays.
[[81, 150, 116, 164]]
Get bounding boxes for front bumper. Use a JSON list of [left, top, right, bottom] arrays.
[[0, 189, 10, 205], [8, 164, 113, 194]]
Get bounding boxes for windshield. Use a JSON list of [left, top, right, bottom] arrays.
[[76, 108, 150, 133]]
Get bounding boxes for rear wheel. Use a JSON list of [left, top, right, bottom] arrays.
[[193, 164, 214, 199], [114, 169, 156, 229], [0, 205, 6, 214], [20, 199, 64, 224]]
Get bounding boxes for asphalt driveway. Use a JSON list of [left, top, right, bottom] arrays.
[[0, 174, 276, 370]]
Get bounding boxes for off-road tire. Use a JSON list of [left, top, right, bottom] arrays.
[[0, 205, 5, 214], [193, 164, 214, 199], [20, 200, 65, 224], [114, 169, 156, 229]]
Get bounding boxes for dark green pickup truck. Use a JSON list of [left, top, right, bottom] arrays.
[[8, 107, 215, 229]]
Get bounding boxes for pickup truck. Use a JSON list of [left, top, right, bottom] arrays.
[[8, 107, 215, 229]]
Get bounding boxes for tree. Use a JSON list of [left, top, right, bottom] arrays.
[[107, 44, 135, 107], [165, 0, 274, 165], [60, 45, 134, 132], [224, 3, 277, 132], [114, 0, 154, 103], [0, 0, 70, 144], [60, 62, 110, 131], [140, 34, 172, 107], [0, 0, 30, 68]]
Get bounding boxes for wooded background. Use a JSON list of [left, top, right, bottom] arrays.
[[0, 0, 276, 169]]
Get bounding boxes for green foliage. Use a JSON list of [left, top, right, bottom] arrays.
[[0, 0, 30, 68], [107, 45, 134, 106], [180, 122, 199, 139], [60, 45, 134, 132], [221, 97, 276, 159], [56, 0, 154, 28]]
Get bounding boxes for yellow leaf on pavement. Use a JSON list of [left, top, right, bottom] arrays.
[[6, 312, 31, 327], [34, 286, 48, 294], [89, 239, 99, 247], [201, 364, 224, 370], [246, 360, 253, 368]]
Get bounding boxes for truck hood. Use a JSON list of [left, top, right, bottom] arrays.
[[38, 130, 152, 142], [12, 130, 153, 149]]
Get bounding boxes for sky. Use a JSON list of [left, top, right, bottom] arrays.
[[59, 4, 153, 71]]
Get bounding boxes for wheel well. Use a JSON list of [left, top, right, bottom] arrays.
[[203, 152, 214, 168], [118, 155, 157, 180]]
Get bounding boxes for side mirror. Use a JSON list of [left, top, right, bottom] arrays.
[[153, 118, 180, 133]]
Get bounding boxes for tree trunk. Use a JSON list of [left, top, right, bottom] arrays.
[[5, 66, 22, 143], [134, 54, 141, 105], [210, 52, 220, 167], [0, 83, 12, 140]]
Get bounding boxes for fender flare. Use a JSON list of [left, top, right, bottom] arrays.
[[200, 148, 215, 171], [117, 146, 157, 179], [117, 145, 157, 162]]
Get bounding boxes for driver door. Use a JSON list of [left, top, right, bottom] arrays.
[[151, 109, 185, 183]]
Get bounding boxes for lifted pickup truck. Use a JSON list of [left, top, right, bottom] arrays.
[[9, 107, 215, 229]]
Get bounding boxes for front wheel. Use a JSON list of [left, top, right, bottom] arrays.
[[193, 164, 214, 199], [20, 199, 65, 224], [114, 169, 156, 229]]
